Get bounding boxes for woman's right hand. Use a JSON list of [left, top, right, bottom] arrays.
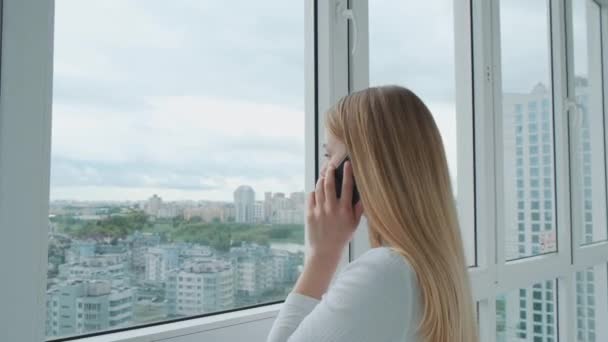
[[293, 160, 363, 299], [306, 160, 364, 263]]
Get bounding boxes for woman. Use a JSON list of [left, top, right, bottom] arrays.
[[267, 86, 477, 342]]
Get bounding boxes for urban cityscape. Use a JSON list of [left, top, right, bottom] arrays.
[[45, 77, 608, 340], [45, 186, 305, 338]]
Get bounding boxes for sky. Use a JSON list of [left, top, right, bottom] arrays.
[[50, 0, 591, 202], [51, 0, 305, 201]]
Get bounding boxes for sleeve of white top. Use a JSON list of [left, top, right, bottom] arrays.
[[266, 247, 418, 342], [265, 292, 320, 341]]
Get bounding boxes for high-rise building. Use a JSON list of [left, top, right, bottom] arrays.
[[289, 192, 306, 210], [271, 209, 304, 225], [234, 185, 255, 223], [272, 193, 289, 210], [253, 201, 265, 223], [503, 83, 556, 259], [264, 192, 273, 222], [145, 194, 163, 217], [157, 204, 180, 218], [500, 83, 558, 342]]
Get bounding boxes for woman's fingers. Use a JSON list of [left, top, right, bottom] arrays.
[[307, 191, 316, 213], [315, 175, 325, 206], [324, 164, 337, 209]]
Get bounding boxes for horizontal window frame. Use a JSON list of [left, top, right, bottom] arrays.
[[58, 304, 281, 342], [47, 301, 282, 342]]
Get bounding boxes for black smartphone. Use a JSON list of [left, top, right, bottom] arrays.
[[334, 156, 360, 206]]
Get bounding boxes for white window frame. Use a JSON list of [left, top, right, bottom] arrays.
[[0, 1, 54, 342], [565, 2, 608, 339], [568, 0, 608, 266], [316, 0, 351, 271], [489, 0, 573, 340], [2, 0, 608, 341]]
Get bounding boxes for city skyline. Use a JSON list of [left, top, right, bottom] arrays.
[[50, 186, 307, 203], [46, 188, 306, 338]]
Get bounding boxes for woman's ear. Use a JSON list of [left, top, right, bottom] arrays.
[[354, 201, 364, 220]]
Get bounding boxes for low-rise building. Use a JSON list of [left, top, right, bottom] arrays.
[[230, 244, 274, 297], [271, 249, 302, 284], [46, 280, 134, 337], [166, 261, 234, 316], [65, 241, 96, 264], [271, 209, 304, 225], [183, 206, 224, 222], [58, 255, 128, 287], [145, 246, 180, 283], [127, 232, 161, 277]]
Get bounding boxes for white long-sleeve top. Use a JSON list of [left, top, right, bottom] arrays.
[[267, 247, 421, 342]]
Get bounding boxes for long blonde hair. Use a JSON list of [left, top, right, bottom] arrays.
[[327, 86, 477, 342]]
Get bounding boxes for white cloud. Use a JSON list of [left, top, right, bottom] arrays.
[[52, 96, 303, 163], [53, 1, 188, 83], [51, 95, 305, 201], [50, 1, 306, 201]]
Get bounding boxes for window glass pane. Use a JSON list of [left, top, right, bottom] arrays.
[[369, 0, 476, 265], [45, 1, 304, 339], [496, 280, 558, 341], [500, 0, 557, 261], [571, 0, 608, 245], [575, 265, 608, 342]]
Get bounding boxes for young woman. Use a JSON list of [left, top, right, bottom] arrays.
[[267, 86, 477, 342]]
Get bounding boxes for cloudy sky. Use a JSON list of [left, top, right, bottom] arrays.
[[50, 0, 591, 202], [51, 0, 304, 201]]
